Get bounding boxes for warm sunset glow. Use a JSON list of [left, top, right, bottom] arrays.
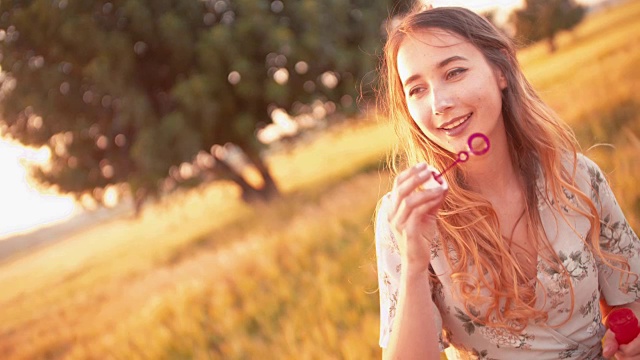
[[0, 138, 79, 240]]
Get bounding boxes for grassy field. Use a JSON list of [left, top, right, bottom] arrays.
[[0, 1, 639, 359]]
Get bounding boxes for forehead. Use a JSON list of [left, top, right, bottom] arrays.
[[396, 28, 481, 81]]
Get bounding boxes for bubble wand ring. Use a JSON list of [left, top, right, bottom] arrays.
[[433, 133, 490, 181]]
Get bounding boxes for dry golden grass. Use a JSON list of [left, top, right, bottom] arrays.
[[0, 120, 394, 360], [519, 0, 640, 230], [0, 1, 638, 359]]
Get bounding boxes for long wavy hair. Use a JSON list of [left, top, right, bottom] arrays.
[[378, 6, 630, 331]]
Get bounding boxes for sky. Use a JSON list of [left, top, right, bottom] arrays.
[[0, 0, 605, 240], [0, 138, 78, 240]]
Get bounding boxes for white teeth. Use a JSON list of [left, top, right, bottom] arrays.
[[442, 114, 471, 130]]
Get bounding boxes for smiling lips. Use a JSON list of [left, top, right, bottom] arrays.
[[439, 113, 472, 131]]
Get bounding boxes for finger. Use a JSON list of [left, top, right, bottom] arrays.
[[394, 188, 446, 228], [394, 163, 428, 187], [399, 196, 446, 260], [392, 168, 437, 216], [602, 329, 619, 358], [617, 340, 640, 358], [614, 349, 629, 360], [390, 164, 427, 213], [415, 188, 448, 224], [420, 187, 448, 218], [391, 165, 430, 206]]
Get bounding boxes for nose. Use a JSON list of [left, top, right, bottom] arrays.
[[431, 86, 454, 115]]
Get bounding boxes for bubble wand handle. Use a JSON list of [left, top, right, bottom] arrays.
[[432, 133, 490, 182], [433, 151, 468, 181]]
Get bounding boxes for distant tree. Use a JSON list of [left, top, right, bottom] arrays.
[[480, 10, 510, 37], [0, 0, 397, 212], [511, 0, 586, 52], [481, 10, 498, 26]]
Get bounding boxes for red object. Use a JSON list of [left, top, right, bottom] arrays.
[[607, 308, 640, 345]]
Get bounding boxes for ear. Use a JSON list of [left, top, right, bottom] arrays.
[[492, 65, 508, 90], [496, 69, 507, 90], [496, 49, 510, 90]]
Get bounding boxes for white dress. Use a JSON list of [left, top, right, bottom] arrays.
[[375, 154, 640, 359]]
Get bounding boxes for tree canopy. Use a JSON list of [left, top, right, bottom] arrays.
[[0, 0, 403, 210], [512, 0, 586, 52]]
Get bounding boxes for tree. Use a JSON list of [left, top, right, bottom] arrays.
[[511, 0, 586, 52], [480, 10, 510, 37], [0, 0, 399, 212]]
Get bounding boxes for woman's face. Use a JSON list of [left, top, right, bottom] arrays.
[[396, 28, 507, 155]]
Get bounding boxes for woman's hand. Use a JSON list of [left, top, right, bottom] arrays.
[[603, 329, 640, 359], [387, 163, 448, 273], [602, 302, 640, 359]]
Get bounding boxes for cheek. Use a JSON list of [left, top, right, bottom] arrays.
[[466, 79, 503, 116], [465, 83, 485, 102], [478, 75, 504, 107], [408, 114, 442, 148], [407, 101, 433, 131], [411, 118, 432, 139]]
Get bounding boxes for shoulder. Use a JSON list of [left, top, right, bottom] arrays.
[[559, 152, 606, 191], [560, 152, 599, 173], [574, 153, 608, 192], [575, 153, 603, 175], [375, 192, 400, 254], [375, 192, 393, 235], [567, 153, 616, 212], [376, 192, 392, 217]]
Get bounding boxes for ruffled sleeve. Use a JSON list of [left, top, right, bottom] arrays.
[[579, 155, 640, 305], [374, 193, 445, 350]]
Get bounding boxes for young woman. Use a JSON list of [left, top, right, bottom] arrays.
[[374, 6, 640, 360]]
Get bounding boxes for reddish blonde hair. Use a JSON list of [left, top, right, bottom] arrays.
[[378, 6, 630, 331]]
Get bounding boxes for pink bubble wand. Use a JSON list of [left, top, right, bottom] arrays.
[[432, 133, 491, 182]]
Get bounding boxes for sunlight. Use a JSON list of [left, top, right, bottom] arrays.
[[0, 138, 79, 240]]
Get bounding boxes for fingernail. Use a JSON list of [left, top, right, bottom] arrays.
[[603, 345, 612, 354], [416, 163, 427, 169]]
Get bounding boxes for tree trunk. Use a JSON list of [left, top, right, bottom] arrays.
[[212, 156, 266, 203], [547, 34, 557, 53], [133, 188, 148, 218], [241, 146, 281, 200]]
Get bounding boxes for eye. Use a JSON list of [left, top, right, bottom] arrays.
[[446, 68, 467, 80], [408, 86, 427, 97]]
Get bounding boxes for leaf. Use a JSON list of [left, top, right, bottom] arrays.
[[569, 251, 581, 262], [463, 321, 476, 336], [454, 307, 471, 322], [558, 251, 567, 262]]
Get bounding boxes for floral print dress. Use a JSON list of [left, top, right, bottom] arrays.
[[375, 154, 640, 359]]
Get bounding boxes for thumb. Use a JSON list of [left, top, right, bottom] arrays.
[[602, 329, 619, 358]]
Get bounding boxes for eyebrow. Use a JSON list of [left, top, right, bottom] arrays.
[[402, 55, 468, 88]]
